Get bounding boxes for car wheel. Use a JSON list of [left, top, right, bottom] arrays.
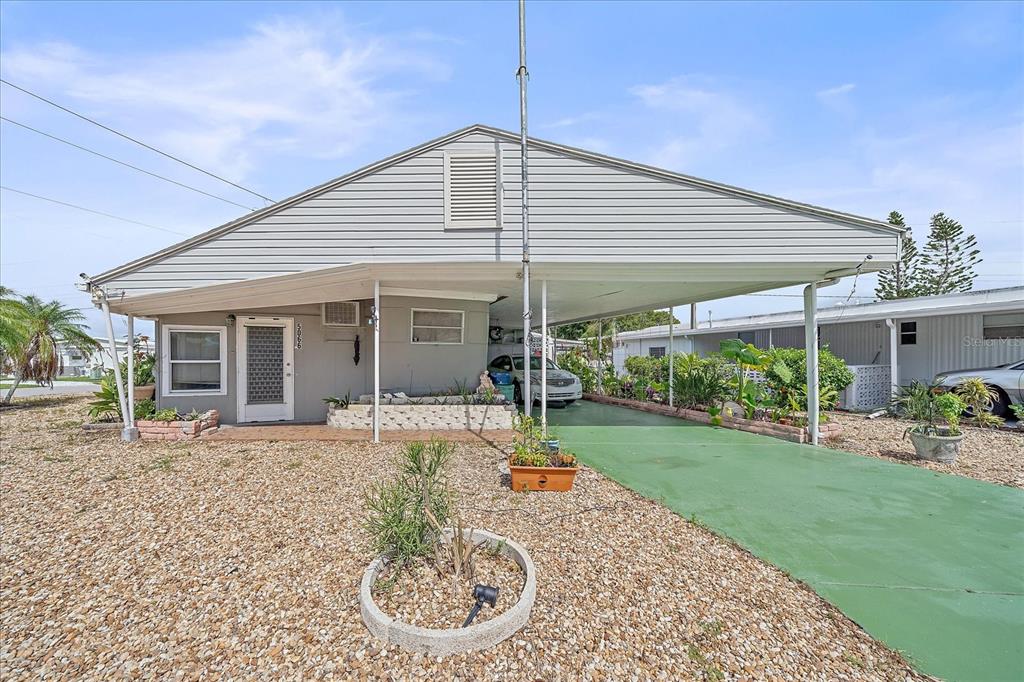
[[990, 388, 1011, 418], [513, 381, 523, 405], [562, 399, 576, 406]]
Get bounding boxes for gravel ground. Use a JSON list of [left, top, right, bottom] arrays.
[[373, 553, 525, 629], [1, 396, 929, 680], [826, 411, 1024, 489]]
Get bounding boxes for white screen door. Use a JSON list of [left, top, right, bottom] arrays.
[[237, 317, 294, 422]]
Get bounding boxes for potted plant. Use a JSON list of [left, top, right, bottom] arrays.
[[893, 381, 967, 464], [132, 353, 156, 400], [508, 414, 579, 492]]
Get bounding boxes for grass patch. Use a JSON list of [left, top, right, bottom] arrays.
[[285, 460, 302, 470], [843, 652, 865, 669], [144, 455, 174, 473], [701, 620, 723, 637]]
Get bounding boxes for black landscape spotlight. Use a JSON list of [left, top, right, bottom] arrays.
[[462, 584, 499, 627]]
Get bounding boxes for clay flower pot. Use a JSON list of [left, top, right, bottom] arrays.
[[133, 384, 155, 400], [508, 458, 579, 492]]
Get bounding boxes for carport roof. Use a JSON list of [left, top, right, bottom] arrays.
[[102, 259, 885, 327]]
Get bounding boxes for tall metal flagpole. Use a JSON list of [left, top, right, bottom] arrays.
[[517, 0, 532, 418]]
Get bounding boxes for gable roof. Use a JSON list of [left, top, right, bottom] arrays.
[[89, 123, 904, 287]]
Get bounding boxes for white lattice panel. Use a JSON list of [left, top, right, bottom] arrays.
[[840, 364, 891, 411]]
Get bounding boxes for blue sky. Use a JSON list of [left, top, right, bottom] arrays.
[[1, 0, 1021, 335]]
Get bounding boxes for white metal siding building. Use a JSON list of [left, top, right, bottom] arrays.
[[83, 124, 902, 441], [614, 287, 1024, 392]]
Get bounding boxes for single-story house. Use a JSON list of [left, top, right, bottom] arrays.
[[613, 286, 1024, 409], [81, 124, 903, 442]]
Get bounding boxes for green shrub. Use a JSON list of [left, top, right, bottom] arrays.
[[152, 408, 180, 421], [762, 346, 853, 410], [363, 439, 453, 566], [557, 349, 597, 393], [134, 398, 156, 420], [623, 355, 669, 386], [672, 353, 730, 409]]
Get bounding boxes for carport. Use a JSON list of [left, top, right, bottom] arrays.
[[548, 400, 1024, 682]]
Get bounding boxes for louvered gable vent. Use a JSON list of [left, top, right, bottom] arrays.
[[444, 152, 500, 229], [322, 301, 359, 327]]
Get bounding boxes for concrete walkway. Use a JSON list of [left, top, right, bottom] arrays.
[[205, 423, 515, 443], [547, 400, 1024, 682]]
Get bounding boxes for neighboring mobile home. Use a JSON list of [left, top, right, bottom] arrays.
[[81, 124, 902, 440], [614, 286, 1024, 409]]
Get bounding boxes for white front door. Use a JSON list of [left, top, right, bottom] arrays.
[[237, 316, 294, 422]]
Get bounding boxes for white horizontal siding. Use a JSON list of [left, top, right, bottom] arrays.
[[101, 130, 898, 293]]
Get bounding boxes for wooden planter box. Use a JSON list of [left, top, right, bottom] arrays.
[[582, 394, 841, 444], [137, 410, 219, 441], [508, 458, 579, 492]]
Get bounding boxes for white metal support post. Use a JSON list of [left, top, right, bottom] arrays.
[[541, 280, 548, 435], [804, 284, 819, 445], [886, 318, 899, 398], [373, 280, 380, 444], [99, 291, 135, 442], [597, 318, 603, 395], [126, 314, 135, 429], [668, 307, 674, 408]]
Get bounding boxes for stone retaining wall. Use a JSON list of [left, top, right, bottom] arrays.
[[583, 394, 841, 444], [328, 403, 516, 431], [138, 410, 220, 441]]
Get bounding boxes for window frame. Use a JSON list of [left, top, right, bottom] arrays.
[[160, 324, 228, 397], [899, 321, 917, 346], [410, 308, 465, 345], [982, 312, 1024, 340], [648, 346, 667, 358]]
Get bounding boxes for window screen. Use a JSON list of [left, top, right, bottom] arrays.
[[648, 346, 666, 358], [411, 309, 464, 344]]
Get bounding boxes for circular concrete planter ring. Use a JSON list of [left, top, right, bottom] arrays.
[[359, 529, 536, 656]]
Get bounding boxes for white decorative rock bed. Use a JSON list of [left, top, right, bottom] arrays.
[[328, 397, 516, 431], [360, 529, 536, 656]]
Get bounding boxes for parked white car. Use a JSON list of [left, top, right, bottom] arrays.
[[487, 354, 582, 406], [935, 359, 1024, 418]]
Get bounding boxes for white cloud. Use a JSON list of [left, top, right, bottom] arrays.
[[0, 15, 450, 180], [817, 82, 856, 99], [628, 75, 764, 169]]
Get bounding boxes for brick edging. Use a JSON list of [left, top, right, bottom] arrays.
[[582, 394, 842, 444], [137, 410, 220, 441]]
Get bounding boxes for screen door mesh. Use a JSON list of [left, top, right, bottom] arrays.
[[246, 326, 284, 404]]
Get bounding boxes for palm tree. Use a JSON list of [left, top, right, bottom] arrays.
[[0, 286, 29, 374], [1, 293, 100, 404]]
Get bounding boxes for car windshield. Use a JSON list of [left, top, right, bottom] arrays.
[[512, 356, 558, 371]]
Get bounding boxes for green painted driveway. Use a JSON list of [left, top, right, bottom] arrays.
[[548, 400, 1024, 681]]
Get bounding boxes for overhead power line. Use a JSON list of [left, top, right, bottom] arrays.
[[1, 185, 188, 236], [1, 116, 257, 211], [0, 78, 274, 204]]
